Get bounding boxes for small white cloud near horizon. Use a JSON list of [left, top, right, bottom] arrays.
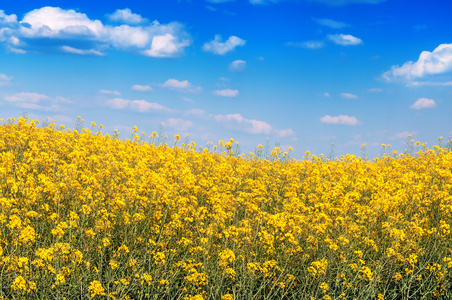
[[107, 8, 148, 24], [229, 60, 246, 71], [340, 92, 358, 99], [213, 89, 239, 97], [132, 84, 153, 92], [100, 89, 121, 96], [106, 98, 171, 112], [320, 114, 359, 125], [328, 34, 363, 46], [382, 43, 452, 83], [410, 98, 436, 110], [5, 92, 50, 103], [185, 108, 205, 116], [274, 128, 295, 138], [215, 113, 273, 134], [202, 35, 246, 55], [391, 131, 417, 140], [166, 118, 194, 131]]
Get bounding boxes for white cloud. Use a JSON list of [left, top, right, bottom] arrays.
[[229, 60, 246, 71], [307, 0, 386, 5], [214, 113, 273, 134], [0, 7, 191, 58], [323, 92, 330, 97], [213, 89, 239, 97], [106, 98, 171, 112], [274, 128, 295, 138], [166, 118, 193, 131], [162, 79, 191, 89], [206, 0, 235, 2], [0, 10, 18, 24], [4, 92, 69, 111], [328, 34, 362, 46], [5, 92, 49, 103], [107, 8, 148, 25], [313, 18, 349, 29], [106, 98, 130, 109], [130, 100, 168, 112], [0, 73, 12, 86], [132, 84, 153, 92], [382, 43, 452, 82], [320, 114, 359, 125], [142, 33, 190, 58], [202, 35, 246, 55], [410, 98, 436, 110], [340, 92, 358, 99], [100, 89, 121, 96], [368, 88, 383, 93]]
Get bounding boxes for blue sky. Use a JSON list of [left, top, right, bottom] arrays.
[[1, 0, 451, 159]]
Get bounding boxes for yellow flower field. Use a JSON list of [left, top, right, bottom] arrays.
[[0, 117, 451, 299]]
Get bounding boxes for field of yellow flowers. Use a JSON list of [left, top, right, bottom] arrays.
[[1, 117, 452, 299]]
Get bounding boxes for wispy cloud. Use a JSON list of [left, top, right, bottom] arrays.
[[162, 79, 191, 89], [132, 84, 153, 92], [320, 114, 359, 125], [286, 41, 324, 49], [106, 8, 148, 25], [0, 6, 191, 58], [410, 98, 436, 110], [166, 118, 194, 131], [229, 60, 246, 71], [0, 73, 13, 86], [328, 34, 362, 46], [390, 131, 416, 140], [382, 43, 452, 83], [214, 113, 273, 134], [213, 89, 239, 97], [340, 92, 358, 99], [368, 88, 383, 93], [4, 92, 70, 111], [313, 18, 349, 29], [106, 98, 172, 112], [202, 35, 246, 55], [100, 89, 121, 96]]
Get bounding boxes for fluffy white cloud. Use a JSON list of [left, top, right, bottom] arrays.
[[328, 34, 362, 46], [0, 7, 191, 57], [229, 60, 246, 71], [0, 73, 12, 86], [106, 98, 171, 112], [202, 35, 246, 55], [213, 89, 239, 97], [166, 118, 194, 131], [340, 92, 358, 99], [313, 18, 349, 29], [320, 114, 359, 125], [0, 10, 17, 24], [99, 89, 121, 96], [382, 44, 452, 82], [107, 8, 148, 24], [162, 79, 191, 89], [132, 84, 153, 92], [215, 113, 273, 134], [410, 98, 436, 110]]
